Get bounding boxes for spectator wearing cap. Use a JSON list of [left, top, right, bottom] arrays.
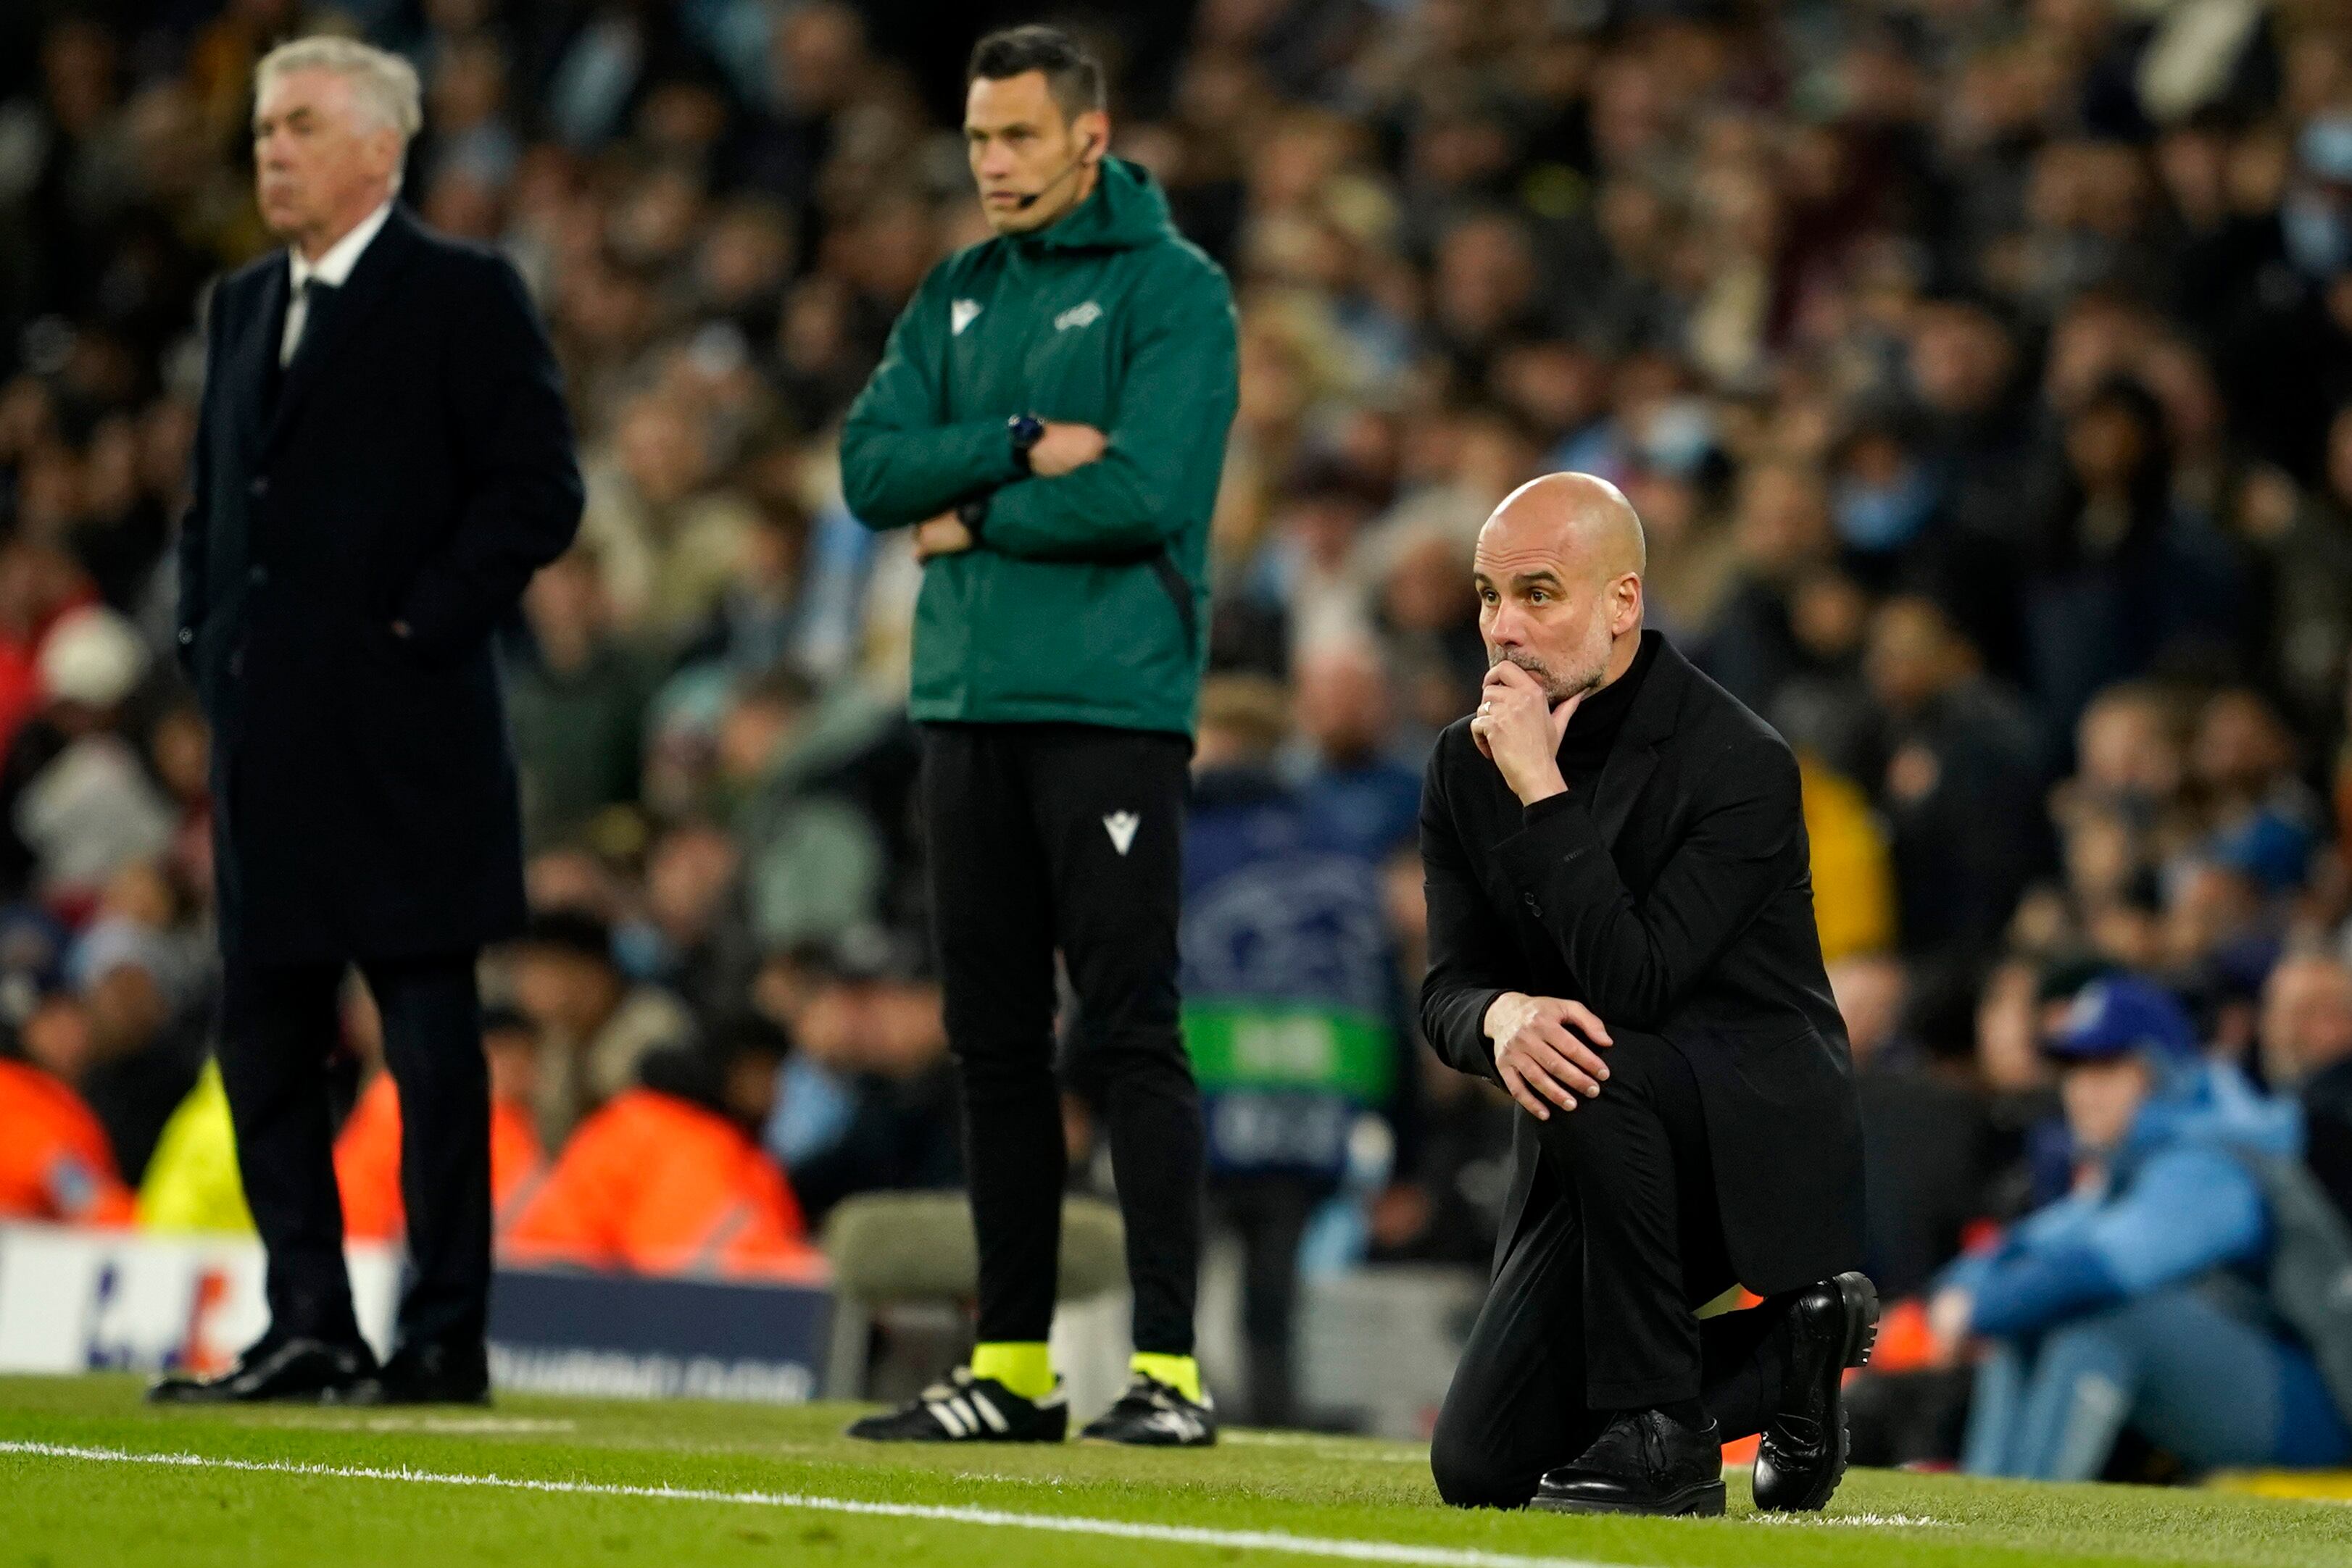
[[769, 930, 963, 1225], [1929, 975, 2348, 1480], [507, 908, 695, 1149]]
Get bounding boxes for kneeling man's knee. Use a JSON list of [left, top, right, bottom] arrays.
[[1429, 1419, 1534, 1509]]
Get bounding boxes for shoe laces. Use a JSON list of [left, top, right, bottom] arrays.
[[915, 1367, 981, 1406], [1119, 1372, 1207, 1412]]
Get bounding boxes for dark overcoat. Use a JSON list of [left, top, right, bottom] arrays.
[[178, 206, 582, 965], [1419, 630, 1866, 1294]]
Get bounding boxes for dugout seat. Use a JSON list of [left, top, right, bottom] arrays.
[[820, 1192, 1129, 1399]]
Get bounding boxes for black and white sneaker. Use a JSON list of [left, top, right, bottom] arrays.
[[844, 1368, 1068, 1443], [1077, 1373, 1218, 1447]]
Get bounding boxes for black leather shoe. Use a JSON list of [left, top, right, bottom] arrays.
[[354, 1339, 491, 1406], [1532, 1409, 1726, 1516], [147, 1336, 377, 1404], [1751, 1270, 1879, 1512]]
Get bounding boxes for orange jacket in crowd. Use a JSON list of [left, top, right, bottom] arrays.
[[501, 1088, 820, 1280], [0, 1058, 136, 1225], [333, 1072, 548, 1242]]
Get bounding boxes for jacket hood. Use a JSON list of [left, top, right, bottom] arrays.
[[2117, 1058, 2302, 1172], [1017, 157, 1176, 253]]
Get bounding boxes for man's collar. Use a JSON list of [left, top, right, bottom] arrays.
[[1616, 628, 1691, 746], [288, 199, 395, 290]]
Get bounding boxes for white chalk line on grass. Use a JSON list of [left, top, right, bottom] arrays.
[[0, 1438, 1956, 1559], [0, 1438, 1629, 1568], [1748, 1512, 1948, 1527]]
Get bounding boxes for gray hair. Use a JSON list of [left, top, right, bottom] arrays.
[[256, 36, 423, 143]]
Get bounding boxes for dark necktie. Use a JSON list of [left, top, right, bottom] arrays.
[[288, 277, 338, 366]]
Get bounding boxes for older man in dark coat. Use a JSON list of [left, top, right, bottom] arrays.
[[153, 38, 581, 1405], [1420, 472, 1871, 1515]]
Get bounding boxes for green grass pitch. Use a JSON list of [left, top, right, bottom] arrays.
[[4, 1375, 2351, 1567]]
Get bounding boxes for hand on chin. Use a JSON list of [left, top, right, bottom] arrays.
[[1471, 660, 1582, 806]]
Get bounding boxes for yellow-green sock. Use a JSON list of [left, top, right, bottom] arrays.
[[1130, 1352, 1203, 1404], [971, 1341, 1055, 1401]]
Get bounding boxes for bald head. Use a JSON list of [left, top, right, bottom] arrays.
[[2264, 953, 2352, 1082], [1485, 472, 1647, 579], [1473, 471, 1646, 703]]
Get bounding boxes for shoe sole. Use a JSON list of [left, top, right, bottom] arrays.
[[146, 1383, 370, 1406], [1755, 1271, 1880, 1514], [843, 1420, 1069, 1444], [1074, 1433, 1216, 1448], [1837, 1270, 1881, 1371], [844, 1433, 1068, 1443], [1531, 1480, 1726, 1517]]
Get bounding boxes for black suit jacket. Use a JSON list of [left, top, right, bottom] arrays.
[[1418, 629, 1865, 1295], [178, 206, 583, 965]]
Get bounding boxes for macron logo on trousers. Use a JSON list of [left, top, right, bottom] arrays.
[[1103, 812, 1140, 856]]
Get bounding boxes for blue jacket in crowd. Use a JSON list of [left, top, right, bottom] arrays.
[[1944, 1059, 2300, 1339]]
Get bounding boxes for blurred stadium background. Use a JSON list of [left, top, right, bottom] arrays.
[[4, 0, 2352, 1493]]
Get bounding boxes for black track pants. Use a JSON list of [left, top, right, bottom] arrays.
[[921, 722, 1203, 1356]]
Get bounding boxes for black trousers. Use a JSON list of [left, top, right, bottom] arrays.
[[218, 950, 489, 1354], [921, 722, 1202, 1356], [1431, 1029, 1791, 1509]]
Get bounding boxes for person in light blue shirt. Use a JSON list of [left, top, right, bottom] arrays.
[[1933, 975, 2351, 1480]]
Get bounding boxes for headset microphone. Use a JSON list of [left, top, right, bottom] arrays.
[[1013, 136, 1099, 210]]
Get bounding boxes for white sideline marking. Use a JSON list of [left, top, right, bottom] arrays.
[[1749, 1512, 1946, 1527], [0, 1439, 1640, 1568]]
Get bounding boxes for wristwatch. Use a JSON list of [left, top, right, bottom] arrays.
[[1008, 412, 1046, 474], [957, 495, 990, 541]]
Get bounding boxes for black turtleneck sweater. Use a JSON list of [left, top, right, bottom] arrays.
[[1547, 628, 1660, 800]]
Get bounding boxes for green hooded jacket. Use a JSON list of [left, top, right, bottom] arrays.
[[839, 157, 1238, 737]]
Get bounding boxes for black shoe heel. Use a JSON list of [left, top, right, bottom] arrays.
[[1836, 1272, 1880, 1368]]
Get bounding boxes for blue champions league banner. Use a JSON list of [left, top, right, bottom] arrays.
[[488, 1267, 833, 1404]]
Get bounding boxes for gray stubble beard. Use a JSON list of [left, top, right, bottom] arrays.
[[1490, 646, 1603, 706]]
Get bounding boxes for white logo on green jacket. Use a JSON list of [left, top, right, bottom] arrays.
[[951, 299, 982, 335], [1055, 301, 1103, 332]]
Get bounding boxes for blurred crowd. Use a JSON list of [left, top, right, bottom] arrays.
[[4, 0, 2352, 1460]]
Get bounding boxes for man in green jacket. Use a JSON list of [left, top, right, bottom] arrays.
[[837, 25, 1237, 1448]]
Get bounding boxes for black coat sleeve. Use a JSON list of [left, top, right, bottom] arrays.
[[1416, 732, 1512, 1085], [396, 254, 584, 658], [1491, 732, 1801, 1031], [175, 280, 228, 672]]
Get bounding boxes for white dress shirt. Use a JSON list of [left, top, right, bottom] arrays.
[[280, 199, 394, 367]]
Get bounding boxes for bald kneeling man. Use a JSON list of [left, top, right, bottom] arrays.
[[1420, 473, 1873, 1517]]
